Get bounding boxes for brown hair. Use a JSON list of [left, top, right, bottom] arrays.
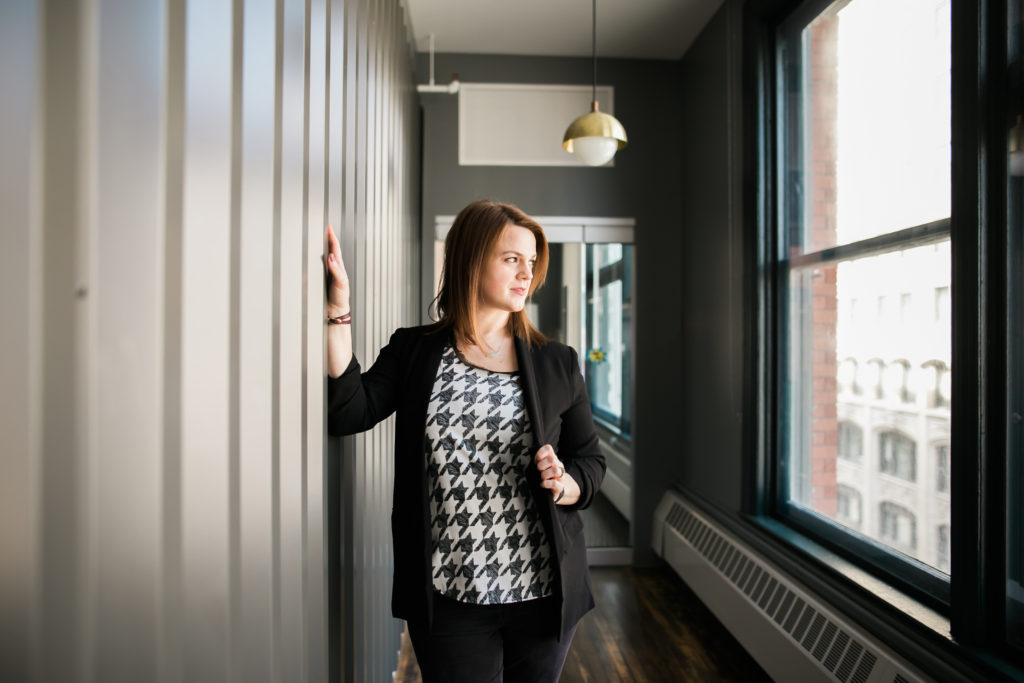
[[432, 199, 548, 348]]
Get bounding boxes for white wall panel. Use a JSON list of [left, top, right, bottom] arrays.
[[159, 3, 187, 680], [1, 0, 419, 680], [334, 0, 420, 679], [38, 1, 89, 680], [304, 0, 329, 675], [93, 0, 166, 678], [238, 0, 277, 680], [277, 0, 309, 679], [181, 0, 233, 679], [0, 2, 41, 681]]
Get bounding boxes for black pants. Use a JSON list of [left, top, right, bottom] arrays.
[[408, 593, 577, 683]]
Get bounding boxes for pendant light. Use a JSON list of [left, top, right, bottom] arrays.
[[562, 0, 627, 166]]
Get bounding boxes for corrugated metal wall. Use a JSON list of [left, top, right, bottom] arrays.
[[0, 0, 419, 681]]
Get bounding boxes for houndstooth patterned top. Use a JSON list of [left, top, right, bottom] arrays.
[[424, 345, 555, 605]]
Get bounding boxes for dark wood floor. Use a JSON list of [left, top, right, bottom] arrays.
[[395, 563, 771, 682]]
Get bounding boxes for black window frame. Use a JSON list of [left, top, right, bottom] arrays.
[[749, 0, 1016, 664], [767, 0, 953, 609], [584, 243, 633, 438]]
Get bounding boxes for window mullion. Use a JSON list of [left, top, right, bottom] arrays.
[[948, 0, 999, 648], [786, 218, 951, 269]]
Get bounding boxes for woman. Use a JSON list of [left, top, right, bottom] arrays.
[[324, 199, 606, 682]]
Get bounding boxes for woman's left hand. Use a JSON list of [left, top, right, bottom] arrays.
[[535, 444, 580, 505]]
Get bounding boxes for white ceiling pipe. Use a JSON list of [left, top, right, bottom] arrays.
[[417, 33, 460, 94]]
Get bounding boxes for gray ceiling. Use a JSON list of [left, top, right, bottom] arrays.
[[404, 0, 725, 61]]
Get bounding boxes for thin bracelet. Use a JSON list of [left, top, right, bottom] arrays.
[[554, 488, 566, 504], [327, 312, 351, 325]]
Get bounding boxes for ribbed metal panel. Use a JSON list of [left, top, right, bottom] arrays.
[[0, 2, 43, 682], [0, 0, 417, 681], [337, 0, 419, 680]]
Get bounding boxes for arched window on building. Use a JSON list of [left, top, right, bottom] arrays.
[[838, 421, 863, 462], [937, 525, 950, 574], [879, 430, 916, 481], [837, 485, 863, 528], [935, 443, 950, 494], [879, 502, 917, 552]]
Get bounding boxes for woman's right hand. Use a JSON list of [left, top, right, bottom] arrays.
[[324, 225, 350, 316]]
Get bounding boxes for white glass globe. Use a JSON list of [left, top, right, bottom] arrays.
[[571, 136, 618, 166]]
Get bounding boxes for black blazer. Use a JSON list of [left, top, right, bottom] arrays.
[[327, 324, 607, 639]]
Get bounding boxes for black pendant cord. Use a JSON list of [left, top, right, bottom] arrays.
[[591, 0, 597, 103]]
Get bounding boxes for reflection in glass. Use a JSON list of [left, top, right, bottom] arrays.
[[530, 241, 633, 550], [585, 244, 632, 435]]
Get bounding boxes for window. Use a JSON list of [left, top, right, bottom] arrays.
[[879, 431, 916, 482], [836, 485, 862, 527], [838, 421, 862, 462], [937, 525, 950, 574], [773, 0, 950, 602], [527, 240, 633, 438], [757, 0, 1022, 668], [583, 243, 632, 435], [935, 444, 949, 494], [879, 502, 917, 552]]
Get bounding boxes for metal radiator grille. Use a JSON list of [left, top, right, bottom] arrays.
[[662, 501, 895, 683]]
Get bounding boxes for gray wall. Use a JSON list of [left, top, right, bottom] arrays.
[[675, 3, 748, 513], [417, 52, 684, 563], [0, 0, 419, 681]]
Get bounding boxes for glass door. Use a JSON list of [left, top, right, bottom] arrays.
[[530, 240, 634, 555]]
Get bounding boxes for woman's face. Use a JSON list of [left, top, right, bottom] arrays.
[[478, 223, 537, 316]]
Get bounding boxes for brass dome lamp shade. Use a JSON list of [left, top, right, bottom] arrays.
[[563, 0, 627, 166]]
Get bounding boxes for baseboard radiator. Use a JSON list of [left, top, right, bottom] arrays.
[[653, 491, 931, 683]]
